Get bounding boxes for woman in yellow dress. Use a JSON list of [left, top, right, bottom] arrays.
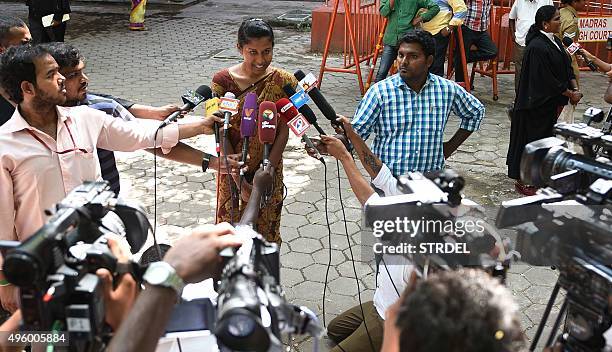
[[211, 19, 298, 244]]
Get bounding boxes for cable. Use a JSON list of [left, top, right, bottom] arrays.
[[337, 160, 376, 352], [151, 129, 164, 261], [322, 162, 331, 327], [222, 134, 236, 225], [380, 257, 401, 297]]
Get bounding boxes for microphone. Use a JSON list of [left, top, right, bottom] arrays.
[[220, 92, 240, 140], [276, 98, 324, 164], [240, 92, 258, 174], [562, 36, 598, 72], [293, 70, 340, 128], [258, 101, 277, 167], [205, 95, 221, 155], [159, 85, 212, 128], [283, 84, 327, 135]]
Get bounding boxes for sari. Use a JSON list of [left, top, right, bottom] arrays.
[[129, 0, 147, 31], [211, 68, 298, 244]]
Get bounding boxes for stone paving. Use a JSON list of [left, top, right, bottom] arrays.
[[1, 0, 610, 350]]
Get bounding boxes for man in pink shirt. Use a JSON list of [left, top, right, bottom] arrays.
[[0, 44, 209, 311]]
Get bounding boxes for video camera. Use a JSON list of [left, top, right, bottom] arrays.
[[363, 169, 510, 281], [496, 126, 612, 351], [2, 181, 150, 351]]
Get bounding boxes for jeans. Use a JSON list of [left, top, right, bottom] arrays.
[[454, 25, 498, 82], [431, 32, 451, 77], [375, 45, 398, 82]]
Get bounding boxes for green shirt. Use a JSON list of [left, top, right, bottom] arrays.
[[380, 0, 440, 46]]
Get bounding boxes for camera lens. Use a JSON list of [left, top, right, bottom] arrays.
[[227, 314, 256, 337]]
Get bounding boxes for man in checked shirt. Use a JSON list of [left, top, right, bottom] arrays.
[[348, 30, 485, 177]]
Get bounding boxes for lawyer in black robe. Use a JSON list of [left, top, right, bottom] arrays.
[[506, 8, 580, 182]]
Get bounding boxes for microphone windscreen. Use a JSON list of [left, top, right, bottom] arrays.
[[258, 101, 277, 145], [241, 92, 258, 138], [293, 70, 336, 122], [196, 85, 213, 100], [562, 36, 574, 47], [282, 84, 318, 125], [294, 70, 306, 81], [276, 98, 299, 124]]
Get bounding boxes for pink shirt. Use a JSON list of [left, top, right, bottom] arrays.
[[0, 105, 179, 250]]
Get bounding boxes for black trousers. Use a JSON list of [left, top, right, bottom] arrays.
[[454, 25, 497, 82], [29, 14, 66, 43], [431, 32, 450, 77]]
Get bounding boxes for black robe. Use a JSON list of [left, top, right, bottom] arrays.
[[506, 31, 575, 180]]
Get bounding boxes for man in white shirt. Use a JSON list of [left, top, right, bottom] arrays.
[[306, 117, 414, 352], [509, 0, 553, 93]]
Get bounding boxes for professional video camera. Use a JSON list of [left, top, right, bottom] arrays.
[[496, 132, 612, 351], [362, 169, 511, 281], [1, 181, 150, 352], [165, 166, 323, 352]]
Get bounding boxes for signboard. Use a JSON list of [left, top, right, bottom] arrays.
[[288, 114, 311, 137], [579, 17, 612, 42]]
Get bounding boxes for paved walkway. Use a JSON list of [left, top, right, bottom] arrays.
[[2, 0, 610, 350]]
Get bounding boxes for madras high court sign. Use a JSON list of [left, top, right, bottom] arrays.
[[579, 17, 612, 42]]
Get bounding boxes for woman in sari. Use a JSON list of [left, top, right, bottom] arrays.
[[129, 0, 146, 31], [506, 6, 582, 195], [212, 19, 297, 244]]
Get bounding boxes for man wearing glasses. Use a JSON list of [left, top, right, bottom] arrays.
[[0, 44, 209, 312]]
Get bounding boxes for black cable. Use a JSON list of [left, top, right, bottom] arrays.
[[322, 162, 331, 327], [380, 257, 401, 297], [337, 160, 376, 352], [151, 129, 164, 261], [222, 135, 235, 225]]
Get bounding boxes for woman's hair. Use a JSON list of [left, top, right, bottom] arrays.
[[526, 5, 558, 45], [237, 18, 274, 48]]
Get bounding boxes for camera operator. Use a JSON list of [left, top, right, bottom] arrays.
[[0, 235, 139, 352], [107, 223, 243, 352], [381, 269, 526, 352]]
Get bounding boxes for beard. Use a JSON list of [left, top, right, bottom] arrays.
[[32, 85, 66, 110]]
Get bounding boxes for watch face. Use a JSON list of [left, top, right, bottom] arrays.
[[147, 265, 171, 285]]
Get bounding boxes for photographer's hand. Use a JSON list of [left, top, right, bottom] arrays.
[[0, 283, 18, 314], [96, 236, 139, 331], [109, 223, 243, 352], [163, 222, 243, 283]]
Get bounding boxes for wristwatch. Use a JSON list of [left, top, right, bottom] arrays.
[[143, 261, 185, 297], [201, 153, 213, 172]]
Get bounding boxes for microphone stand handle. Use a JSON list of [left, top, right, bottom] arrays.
[[313, 123, 327, 136], [213, 123, 220, 155]]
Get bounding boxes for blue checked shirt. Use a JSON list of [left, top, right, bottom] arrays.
[[352, 73, 484, 176]]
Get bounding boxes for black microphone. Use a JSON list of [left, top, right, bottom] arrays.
[[283, 84, 327, 135], [159, 85, 212, 128], [562, 36, 598, 72], [293, 70, 340, 128]]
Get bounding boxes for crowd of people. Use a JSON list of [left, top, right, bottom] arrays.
[[0, 0, 610, 349]]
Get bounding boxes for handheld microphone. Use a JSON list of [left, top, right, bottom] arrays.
[[562, 36, 598, 72], [159, 85, 212, 128], [258, 101, 277, 167], [283, 84, 327, 135], [240, 92, 258, 174], [293, 70, 340, 128], [276, 98, 324, 164], [205, 95, 221, 155], [220, 92, 240, 139]]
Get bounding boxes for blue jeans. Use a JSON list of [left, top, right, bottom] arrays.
[[375, 45, 398, 82]]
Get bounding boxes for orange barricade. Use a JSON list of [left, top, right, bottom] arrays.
[[318, 0, 385, 95], [447, 26, 473, 93]]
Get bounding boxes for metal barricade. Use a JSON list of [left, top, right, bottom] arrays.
[[318, 0, 385, 95]]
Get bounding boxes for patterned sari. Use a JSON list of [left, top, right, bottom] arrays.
[[211, 68, 298, 244], [129, 0, 147, 31]]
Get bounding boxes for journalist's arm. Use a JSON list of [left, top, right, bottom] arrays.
[[108, 224, 242, 352]]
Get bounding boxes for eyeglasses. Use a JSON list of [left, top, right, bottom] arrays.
[[26, 121, 90, 155]]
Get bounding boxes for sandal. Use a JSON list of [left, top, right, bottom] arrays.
[[514, 181, 537, 196]]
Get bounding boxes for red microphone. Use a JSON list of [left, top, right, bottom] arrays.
[[258, 101, 277, 166], [276, 98, 324, 164]]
